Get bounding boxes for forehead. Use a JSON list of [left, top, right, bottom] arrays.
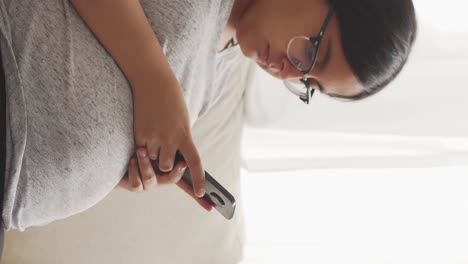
[[324, 72, 364, 97]]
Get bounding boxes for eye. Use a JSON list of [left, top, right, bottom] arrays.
[[305, 47, 314, 59]]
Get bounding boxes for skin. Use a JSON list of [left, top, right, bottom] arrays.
[[118, 0, 366, 211], [224, 0, 365, 97]]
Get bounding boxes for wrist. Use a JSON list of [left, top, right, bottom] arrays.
[[129, 65, 180, 96]]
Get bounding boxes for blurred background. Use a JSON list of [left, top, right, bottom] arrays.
[[239, 0, 468, 263]]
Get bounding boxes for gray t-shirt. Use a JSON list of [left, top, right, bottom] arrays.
[[0, 0, 240, 231]]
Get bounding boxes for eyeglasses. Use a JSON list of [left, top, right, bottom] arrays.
[[283, 4, 335, 104]]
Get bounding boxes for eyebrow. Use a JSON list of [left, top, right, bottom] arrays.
[[317, 38, 332, 72]]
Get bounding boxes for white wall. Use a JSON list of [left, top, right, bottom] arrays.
[[240, 4, 468, 263]]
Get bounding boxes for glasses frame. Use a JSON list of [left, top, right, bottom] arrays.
[[284, 4, 335, 104]]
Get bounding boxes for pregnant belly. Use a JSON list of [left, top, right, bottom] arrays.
[[12, 65, 136, 230], [5, 0, 137, 230], [11, 59, 136, 230]]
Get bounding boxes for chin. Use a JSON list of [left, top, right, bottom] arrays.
[[235, 30, 257, 60], [238, 43, 257, 62]]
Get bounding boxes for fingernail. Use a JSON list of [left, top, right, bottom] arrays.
[[160, 166, 172, 172], [138, 148, 146, 158], [197, 189, 205, 197]]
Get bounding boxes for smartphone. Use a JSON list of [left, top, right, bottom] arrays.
[[152, 151, 236, 220]]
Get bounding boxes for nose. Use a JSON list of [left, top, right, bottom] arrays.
[[270, 57, 303, 80], [268, 61, 282, 73]]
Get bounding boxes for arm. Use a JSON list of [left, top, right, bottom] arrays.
[[69, 0, 175, 89], [70, 0, 207, 198]]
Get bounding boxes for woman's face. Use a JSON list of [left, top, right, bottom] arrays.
[[235, 0, 365, 97]]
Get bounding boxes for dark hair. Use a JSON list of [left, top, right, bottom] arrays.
[[332, 0, 418, 101]]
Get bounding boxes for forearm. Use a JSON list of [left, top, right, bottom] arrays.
[[69, 0, 176, 90]]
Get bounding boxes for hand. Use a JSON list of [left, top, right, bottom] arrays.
[[131, 73, 206, 197], [117, 148, 213, 212]]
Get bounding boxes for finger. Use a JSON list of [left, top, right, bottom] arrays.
[[146, 143, 160, 161], [179, 138, 206, 198], [155, 161, 186, 185], [176, 179, 213, 212], [128, 158, 144, 192], [158, 145, 177, 172], [136, 147, 158, 191], [116, 173, 129, 190]]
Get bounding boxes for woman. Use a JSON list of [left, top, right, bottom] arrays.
[[0, 0, 417, 258]]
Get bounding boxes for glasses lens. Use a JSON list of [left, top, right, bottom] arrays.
[[283, 78, 321, 101], [283, 79, 309, 99], [287, 37, 316, 72]]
